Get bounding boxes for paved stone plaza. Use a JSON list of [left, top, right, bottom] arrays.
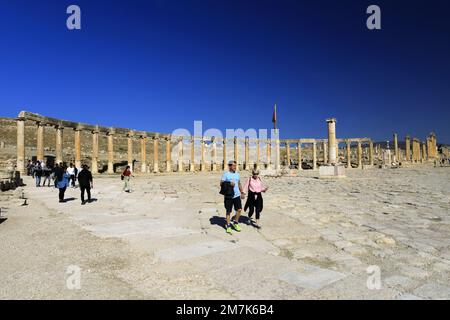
[[1, 165, 449, 299]]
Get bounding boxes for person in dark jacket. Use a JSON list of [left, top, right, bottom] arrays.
[[77, 164, 93, 205], [34, 161, 43, 187], [56, 165, 70, 203]]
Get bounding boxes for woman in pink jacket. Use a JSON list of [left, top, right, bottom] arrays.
[[243, 169, 268, 229]]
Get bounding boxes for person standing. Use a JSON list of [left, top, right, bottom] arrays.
[[56, 165, 70, 203], [77, 164, 93, 205], [34, 161, 43, 187], [243, 169, 268, 229], [122, 166, 133, 192], [220, 160, 245, 234], [42, 162, 52, 187], [67, 163, 76, 187]]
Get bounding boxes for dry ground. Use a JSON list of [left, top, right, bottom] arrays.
[[1, 165, 450, 299]]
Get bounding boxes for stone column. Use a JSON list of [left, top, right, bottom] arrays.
[[405, 135, 411, 162], [422, 142, 427, 162], [244, 137, 250, 170], [312, 142, 317, 170], [346, 140, 351, 168], [369, 140, 374, 166], [357, 140, 362, 168], [36, 121, 45, 162], [55, 125, 64, 165], [326, 118, 337, 164], [256, 139, 260, 169], [165, 136, 172, 173], [233, 137, 238, 167], [412, 138, 418, 162], [211, 137, 217, 171], [200, 137, 206, 172], [323, 141, 327, 164], [393, 133, 399, 162], [91, 128, 99, 174], [127, 130, 134, 170], [107, 129, 114, 174], [223, 138, 227, 170], [275, 131, 281, 170], [297, 141, 302, 170], [177, 137, 183, 172], [266, 139, 271, 169], [140, 135, 147, 173], [189, 136, 195, 172], [153, 136, 159, 173], [286, 141, 291, 167], [16, 117, 26, 174], [74, 126, 82, 168], [430, 133, 437, 158]]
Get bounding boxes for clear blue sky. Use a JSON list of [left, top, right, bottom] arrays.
[[1, 0, 449, 143]]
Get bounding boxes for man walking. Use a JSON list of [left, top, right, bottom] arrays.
[[220, 160, 245, 234], [77, 164, 93, 205]]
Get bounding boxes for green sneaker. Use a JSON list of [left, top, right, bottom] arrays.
[[232, 222, 241, 232], [226, 226, 233, 234]]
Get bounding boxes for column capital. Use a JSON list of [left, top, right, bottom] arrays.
[[326, 117, 337, 123], [107, 128, 115, 135], [127, 130, 135, 138], [74, 124, 84, 131]]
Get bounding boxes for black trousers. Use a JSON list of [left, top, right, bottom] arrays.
[[70, 175, 76, 187], [80, 186, 91, 202], [244, 191, 263, 220], [59, 187, 66, 201]]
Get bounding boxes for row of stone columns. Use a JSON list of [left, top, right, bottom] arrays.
[[403, 133, 437, 163], [19, 114, 436, 175], [15, 119, 370, 175]]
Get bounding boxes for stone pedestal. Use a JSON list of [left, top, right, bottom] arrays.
[[319, 164, 346, 178]]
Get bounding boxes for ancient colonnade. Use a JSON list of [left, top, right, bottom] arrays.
[[15, 112, 438, 174]]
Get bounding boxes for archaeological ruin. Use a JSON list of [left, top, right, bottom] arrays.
[[0, 111, 440, 187]]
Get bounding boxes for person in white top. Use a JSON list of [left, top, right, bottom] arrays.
[[67, 163, 76, 187]]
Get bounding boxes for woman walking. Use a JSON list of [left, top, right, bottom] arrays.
[[122, 166, 133, 193], [56, 165, 70, 203], [243, 169, 268, 229]]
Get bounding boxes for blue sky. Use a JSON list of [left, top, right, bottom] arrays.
[[1, 0, 449, 142]]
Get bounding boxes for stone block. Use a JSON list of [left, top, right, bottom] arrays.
[[319, 165, 346, 178]]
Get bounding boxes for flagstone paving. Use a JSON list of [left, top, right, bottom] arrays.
[[0, 165, 449, 299]]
